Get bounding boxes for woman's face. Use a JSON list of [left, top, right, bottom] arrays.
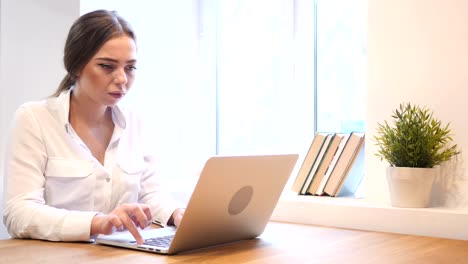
[[75, 35, 137, 107]]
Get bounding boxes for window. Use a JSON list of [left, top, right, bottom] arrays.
[[316, 0, 367, 133], [212, 0, 367, 156], [80, 0, 367, 191], [214, 0, 315, 156]]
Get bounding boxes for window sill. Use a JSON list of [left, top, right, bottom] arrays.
[[272, 192, 468, 241]]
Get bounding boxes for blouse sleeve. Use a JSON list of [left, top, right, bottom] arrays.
[[3, 104, 98, 241]]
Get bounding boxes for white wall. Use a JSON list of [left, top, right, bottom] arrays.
[[366, 0, 468, 208], [0, 0, 80, 239]]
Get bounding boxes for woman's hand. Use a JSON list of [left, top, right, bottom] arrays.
[[169, 208, 185, 227], [91, 203, 152, 244]]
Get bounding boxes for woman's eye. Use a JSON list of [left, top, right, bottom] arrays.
[[98, 64, 114, 70], [126, 65, 137, 72]]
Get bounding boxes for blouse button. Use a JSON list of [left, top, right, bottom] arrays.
[[106, 178, 111, 183]]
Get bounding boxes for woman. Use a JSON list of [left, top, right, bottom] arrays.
[[3, 10, 184, 245]]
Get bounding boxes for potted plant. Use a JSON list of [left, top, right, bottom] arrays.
[[374, 102, 460, 208]]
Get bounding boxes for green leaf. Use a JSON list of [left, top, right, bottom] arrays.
[[373, 102, 461, 168]]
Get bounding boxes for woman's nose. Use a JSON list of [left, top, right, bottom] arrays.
[[113, 68, 128, 84]]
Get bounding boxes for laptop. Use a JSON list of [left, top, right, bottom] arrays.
[[95, 154, 298, 255]]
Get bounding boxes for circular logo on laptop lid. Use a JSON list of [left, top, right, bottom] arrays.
[[228, 186, 253, 215]]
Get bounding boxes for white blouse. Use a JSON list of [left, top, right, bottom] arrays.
[[3, 89, 181, 241]]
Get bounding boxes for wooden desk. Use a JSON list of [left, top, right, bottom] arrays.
[[1, 221, 468, 264]]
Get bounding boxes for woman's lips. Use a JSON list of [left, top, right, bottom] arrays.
[[109, 92, 124, 99]]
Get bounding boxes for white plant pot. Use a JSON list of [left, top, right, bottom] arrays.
[[386, 167, 437, 208]]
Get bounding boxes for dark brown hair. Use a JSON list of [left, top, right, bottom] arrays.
[[52, 10, 136, 97]]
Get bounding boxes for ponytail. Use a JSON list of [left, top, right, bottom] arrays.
[[51, 73, 75, 97]]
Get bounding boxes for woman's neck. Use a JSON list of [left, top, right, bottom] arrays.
[[69, 90, 110, 127]]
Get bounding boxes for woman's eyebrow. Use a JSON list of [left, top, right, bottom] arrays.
[[95, 57, 137, 64]]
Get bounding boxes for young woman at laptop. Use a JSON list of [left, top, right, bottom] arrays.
[[3, 10, 185, 245]]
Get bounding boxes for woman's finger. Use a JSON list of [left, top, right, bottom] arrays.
[[174, 209, 184, 227], [141, 205, 152, 224], [118, 211, 144, 244], [125, 204, 151, 229]]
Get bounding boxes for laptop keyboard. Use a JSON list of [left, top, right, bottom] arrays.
[[137, 235, 174, 247]]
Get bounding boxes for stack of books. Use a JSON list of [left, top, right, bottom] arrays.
[[291, 132, 365, 197]]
